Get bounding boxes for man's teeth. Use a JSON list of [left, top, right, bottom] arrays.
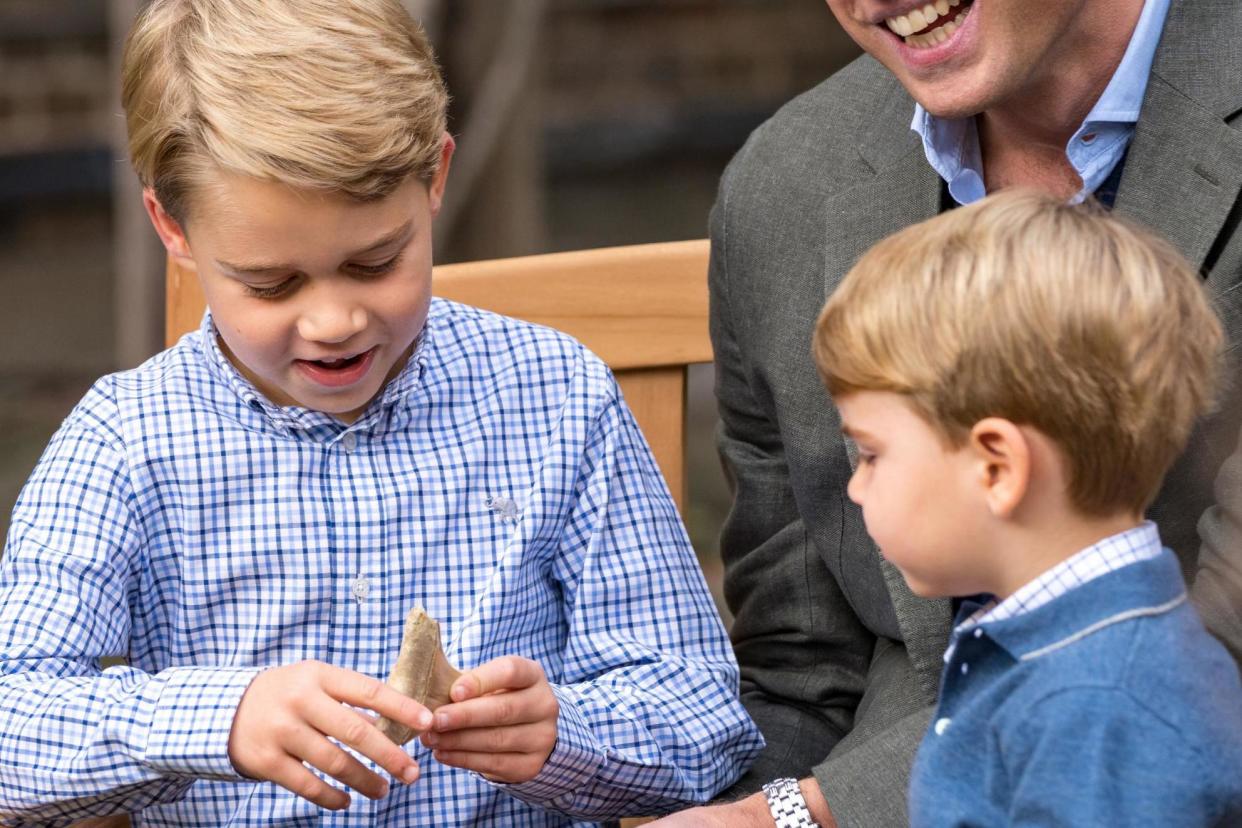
[[885, 0, 968, 46]]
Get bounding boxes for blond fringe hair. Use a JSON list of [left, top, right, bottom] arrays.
[[122, 0, 448, 224], [814, 189, 1222, 517]]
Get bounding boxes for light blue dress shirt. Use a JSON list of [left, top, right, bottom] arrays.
[[911, 0, 1171, 205], [0, 299, 763, 826]]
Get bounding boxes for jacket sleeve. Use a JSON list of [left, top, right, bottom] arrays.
[[1194, 428, 1242, 668]]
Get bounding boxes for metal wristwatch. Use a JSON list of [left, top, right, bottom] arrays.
[[762, 777, 817, 827]]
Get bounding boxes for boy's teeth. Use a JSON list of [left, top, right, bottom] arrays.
[[885, 0, 962, 38]]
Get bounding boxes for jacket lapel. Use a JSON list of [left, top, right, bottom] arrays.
[[1115, 0, 1242, 285], [1115, 77, 1242, 278]]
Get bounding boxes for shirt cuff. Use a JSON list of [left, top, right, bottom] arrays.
[[490, 684, 605, 811], [143, 666, 264, 779]]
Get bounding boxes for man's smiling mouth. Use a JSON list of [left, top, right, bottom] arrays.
[[884, 0, 973, 48]]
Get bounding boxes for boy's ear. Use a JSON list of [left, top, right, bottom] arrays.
[[142, 189, 196, 272], [428, 132, 456, 217], [968, 417, 1030, 519]]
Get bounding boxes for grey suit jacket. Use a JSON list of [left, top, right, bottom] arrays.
[[711, 2, 1242, 824]]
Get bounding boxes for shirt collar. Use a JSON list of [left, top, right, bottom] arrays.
[[950, 524, 1186, 662], [910, 0, 1170, 205], [957, 521, 1163, 632], [196, 309, 431, 435], [1081, 0, 1171, 125]]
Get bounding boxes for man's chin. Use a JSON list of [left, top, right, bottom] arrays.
[[907, 83, 992, 120]]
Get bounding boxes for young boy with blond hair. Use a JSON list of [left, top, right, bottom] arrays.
[[814, 190, 1242, 825], [0, 1, 762, 824]]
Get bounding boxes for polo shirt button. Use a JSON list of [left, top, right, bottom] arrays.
[[934, 717, 952, 736]]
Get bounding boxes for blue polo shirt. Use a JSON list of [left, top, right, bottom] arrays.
[[909, 549, 1242, 825]]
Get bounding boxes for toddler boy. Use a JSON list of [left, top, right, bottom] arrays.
[[0, 1, 762, 824], [814, 190, 1242, 825]]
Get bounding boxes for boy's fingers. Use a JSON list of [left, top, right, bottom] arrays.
[[421, 721, 550, 754], [270, 756, 351, 810], [290, 725, 389, 801], [435, 685, 558, 732], [305, 698, 421, 786], [451, 656, 541, 702], [431, 749, 543, 784], [323, 666, 433, 732]]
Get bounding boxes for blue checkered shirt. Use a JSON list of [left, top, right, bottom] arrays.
[[0, 299, 762, 826]]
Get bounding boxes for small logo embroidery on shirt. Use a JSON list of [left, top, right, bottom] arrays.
[[485, 495, 522, 524]]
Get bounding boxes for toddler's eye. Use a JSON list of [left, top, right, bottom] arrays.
[[244, 277, 297, 299], [350, 252, 404, 277]]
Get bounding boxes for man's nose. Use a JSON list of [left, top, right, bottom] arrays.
[[297, 298, 367, 344]]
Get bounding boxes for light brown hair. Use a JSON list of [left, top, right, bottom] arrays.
[[122, 0, 448, 225], [814, 189, 1222, 516]]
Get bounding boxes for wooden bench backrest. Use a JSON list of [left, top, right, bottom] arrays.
[[165, 239, 712, 513]]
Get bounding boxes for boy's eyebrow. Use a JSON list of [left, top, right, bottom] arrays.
[[840, 423, 871, 441], [216, 220, 415, 274]]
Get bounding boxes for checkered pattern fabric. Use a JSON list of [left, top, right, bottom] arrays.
[[0, 300, 762, 826], [952, 522, 1164, 647]]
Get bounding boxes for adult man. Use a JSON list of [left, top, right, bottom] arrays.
[[653, 0, 1242, 824]]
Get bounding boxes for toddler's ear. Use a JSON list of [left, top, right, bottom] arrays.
[[142, 188, 195, 270], [968, 417, 1030, 519]]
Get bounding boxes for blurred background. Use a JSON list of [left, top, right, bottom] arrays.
[[0, 0, 860, 619]]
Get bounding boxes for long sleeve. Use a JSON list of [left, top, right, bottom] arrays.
[[0, 393, 258, 824], [1194, 436, 1242, 668], [499, 379, 764, 819]]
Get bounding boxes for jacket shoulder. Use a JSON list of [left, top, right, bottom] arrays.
[[721, 55, 909, 200]]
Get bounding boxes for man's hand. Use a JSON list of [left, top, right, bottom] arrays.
[[421, 655, 558, 783], [645, 792, 774, 826], [647, 781, 836, 827], [228, 660, 432, 810]]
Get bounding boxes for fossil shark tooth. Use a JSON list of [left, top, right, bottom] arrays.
[[376, 606, 462, 745]]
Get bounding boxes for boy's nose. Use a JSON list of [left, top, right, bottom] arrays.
[[297, 304, 368, 344], [846, 470, 864, 505]]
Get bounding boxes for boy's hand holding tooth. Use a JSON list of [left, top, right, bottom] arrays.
[[228, 660, 432, 810], [421, 655, 559, 783]]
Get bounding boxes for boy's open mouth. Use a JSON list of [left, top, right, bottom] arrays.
[[312, 352, 367, 370], [295, 347, 378, 387], [884, 0, 973, 48]]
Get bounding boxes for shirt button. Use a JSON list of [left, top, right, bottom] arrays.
[[350, 575, 371, 603], [974, 628, 984, 639], [934, 717, 952, 736], [960, 662, 969, 676], [341, 432, 358, 452]]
